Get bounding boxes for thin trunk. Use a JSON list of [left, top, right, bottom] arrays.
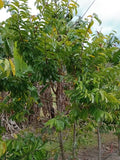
[[97, 127, 102, 160], [73, 121, 76, 159], [118, 134, 120, 156], [59, 131, 65, 160]]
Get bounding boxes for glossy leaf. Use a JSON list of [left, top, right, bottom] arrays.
[[0, 141, 6, 157], [0, 0, 3, 9]]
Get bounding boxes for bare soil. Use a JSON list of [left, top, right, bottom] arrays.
[[77, 133, 120, 160]]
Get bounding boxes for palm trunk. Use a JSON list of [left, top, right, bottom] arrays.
[[59, 131, 65, 160], [97, 127, 102, 160]]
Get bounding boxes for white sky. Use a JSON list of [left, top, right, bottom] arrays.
[[0, 0, 120, 37], [77, 0, 120, 36]]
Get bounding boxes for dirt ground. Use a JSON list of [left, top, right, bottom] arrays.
[[77, 134, 120, 160]]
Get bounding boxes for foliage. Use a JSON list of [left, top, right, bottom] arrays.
[[46, 114, 70, 132], [1, 132, 49, 160], [0, 0, 120, 159]]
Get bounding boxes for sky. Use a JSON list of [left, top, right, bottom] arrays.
[[77, 0, 120, 37], [0, 0, 120, 37]]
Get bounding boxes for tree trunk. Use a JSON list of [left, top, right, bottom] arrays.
[[59, 131, 65, 160], [28, 83, 54, 124], [53, 68, 69, 159], [118, 134, 120, 156], [39, 84, 54, 118], [97, 127, 102, 160], [73, 121, 76, 159]]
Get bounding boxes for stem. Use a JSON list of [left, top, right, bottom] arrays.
[[118, 134, 120, 156], [59, 131, 65, 160], [97, 126, 102, 160], [73, 121, 76, 159], [4, 152, 6, 160]]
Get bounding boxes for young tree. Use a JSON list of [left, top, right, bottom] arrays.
[[1, 0, 120, 159]]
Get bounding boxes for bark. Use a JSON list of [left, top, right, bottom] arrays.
[[56, 81, 65, 112], [97, 126, 102, 160], [59, 131, 65, 160], [52, 69, 70, 159], [55, 81, 70, 113], [73, 122, 76, 159], [118, 134, 120, 156], [40, 85, 53, 118], [28, 83, 54, 124]]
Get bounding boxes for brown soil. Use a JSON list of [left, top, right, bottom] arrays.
[[77, 133, 120, 160]]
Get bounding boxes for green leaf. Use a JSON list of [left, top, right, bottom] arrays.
[[88, 20, 94, 30], [91, 94, 94, 103], [4, 59, 10, 77], [95, 92, 99, 104], [93, 13, 102, 25], [99, 90, 105, 101], [45, 118, 65, 132], [104, 112, 113, 122], [56, 120, 64, 131], [45, 119, 56, 129], [0, 141, 6, 157], [13, 42, 33, 76], [9, 59, 16, 76], [0, 0, 4, 9]]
